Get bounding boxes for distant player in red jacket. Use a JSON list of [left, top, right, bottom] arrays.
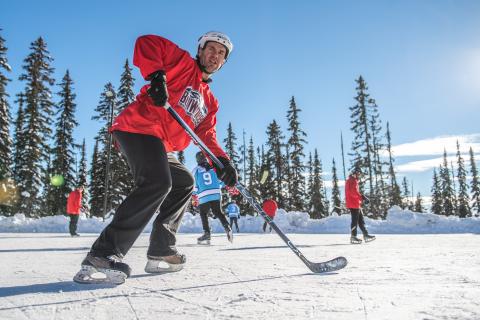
[[74, 32, 238, 284], [262, 199, 278, 232], [345, 167, 375, 244], [66, 186, 83, 237]]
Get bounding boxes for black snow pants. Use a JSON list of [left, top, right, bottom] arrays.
[[69, 214, 79, 235], [229, 217, 239, 232], [349, 208, 367, 236], [90, 131, 194, 258], [199, 200, 229, 233]]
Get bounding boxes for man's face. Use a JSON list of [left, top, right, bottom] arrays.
[[197, 41, 227, 74]]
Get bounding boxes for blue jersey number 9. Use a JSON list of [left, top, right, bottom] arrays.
[[203, 172, 212, 185]]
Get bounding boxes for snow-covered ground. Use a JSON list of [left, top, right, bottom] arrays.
[[0, 233, 479, 319], [1, 207, 479, 319]]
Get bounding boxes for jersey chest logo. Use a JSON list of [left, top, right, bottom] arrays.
[[178, 87, 207, 127]]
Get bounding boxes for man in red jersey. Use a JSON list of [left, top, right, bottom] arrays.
[[66, 186, 84, 237], [345, 166, 375, 244], [74, 32, 238, 284]]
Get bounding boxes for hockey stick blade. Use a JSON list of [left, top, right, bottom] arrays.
[[307, 256, 348, 273]]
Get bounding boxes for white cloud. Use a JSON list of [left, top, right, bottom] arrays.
[[396, 157, 444, 173], [390, 133, 480, 157]]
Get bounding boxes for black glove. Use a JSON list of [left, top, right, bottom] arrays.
[[214, 157, 238, 187], [362, 195, 370, 205], [147, 70, 168, 107]]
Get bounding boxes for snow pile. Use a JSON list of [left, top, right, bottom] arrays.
[[0, 206, 479, 234]]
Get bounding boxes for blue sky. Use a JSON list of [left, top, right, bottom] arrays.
[[2, 0, 480, 202]]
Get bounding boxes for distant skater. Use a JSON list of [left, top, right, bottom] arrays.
[[66, 186, 83, 237], [225, 200, 240, 232], [345, 167, 375, 244], [262, 199, 278, 232]]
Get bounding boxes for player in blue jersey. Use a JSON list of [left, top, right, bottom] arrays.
[[192, 152, 233, 244], [225, 200, 240, 232]]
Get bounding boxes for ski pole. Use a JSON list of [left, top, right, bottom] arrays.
[[164, 102, 347, 273]]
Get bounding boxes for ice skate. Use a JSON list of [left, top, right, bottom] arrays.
[[350, 236, 362, 244], [363, 233, 376, 243], [73, 254, 131, 285], [224, 225, 233, 243], [145, 253, 186, 273], [197, 232, 211, 245]]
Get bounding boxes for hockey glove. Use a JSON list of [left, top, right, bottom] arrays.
[[214, 157, 238, 187], [147, 70, 168, 107], [362, 195, 370, 205]]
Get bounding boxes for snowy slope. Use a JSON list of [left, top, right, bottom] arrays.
[[1, 206, 479, 234], [0, 233, 479, 319]]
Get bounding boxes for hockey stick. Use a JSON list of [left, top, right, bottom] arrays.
[[164, 103, 347, 273]]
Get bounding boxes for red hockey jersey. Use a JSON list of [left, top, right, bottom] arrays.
[[262, 199, 278, 218], [110, 35, 228, 159], [66, 189, 82, 215], [345, 175, 362, 209]]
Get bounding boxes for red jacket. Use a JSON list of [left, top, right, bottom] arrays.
[[110, 35, 228, 159], [345, 175, 362, 209], [262, 199, 278, 218], [67, 189, 82, 215]]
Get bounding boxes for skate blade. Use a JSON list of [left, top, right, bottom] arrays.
[[350, 240, 362, 244], [73, 265, 127, 285], [364, 237, 376, 243], [144, 259, 184, 274], [197, 240, 211, 245]]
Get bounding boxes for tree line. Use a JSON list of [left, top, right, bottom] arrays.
[[1, 31, 479, 219]]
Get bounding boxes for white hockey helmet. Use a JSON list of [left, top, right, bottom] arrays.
[[198, 31, 233, 59]]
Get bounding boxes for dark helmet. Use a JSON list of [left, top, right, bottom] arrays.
[[352, 164, 362, 176], [196, 152, 207, 164]]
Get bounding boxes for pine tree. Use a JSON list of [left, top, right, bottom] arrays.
[[469, 147, 480, 216], [17, 37, 55, 216], [261, 154, 276, 201], [12, 94, 26, 181], [439, 149, 455, 216], [309, 149, 327, 218], [265, 120, 286, 208], [349, 76, 375, 205], [401, 176, 410, 210], [89, 140, 104, 217], [368, 98, 388, 217], [0, 29, 12, 182], [78, 139, 90, 216], [284, 145, 292, 210], [111, 59, 135, 206], [331, 158, 342, 215], [430, 168, 442, 215], [386, 122, 402, 207], [90, 84, 116, 217], [48, 70, 79, 215], [223, 122, 240, 170], [117, 59, 135, 114], [286, 96, 307, 211], [455, 141, 471, 217], [414, 192, 424, 213], [449, 160, 458, 216], [306, 153, 313, 210]]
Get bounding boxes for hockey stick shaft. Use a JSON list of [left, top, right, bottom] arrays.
[[164, 103, 316, 270]]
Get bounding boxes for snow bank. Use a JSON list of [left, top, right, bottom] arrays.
[[0, 206, 479, 234]]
